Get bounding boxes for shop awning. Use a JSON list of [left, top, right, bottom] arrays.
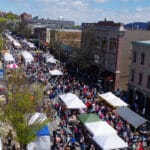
[[115, 106, 147, 128], [77, 113, 101, 124]]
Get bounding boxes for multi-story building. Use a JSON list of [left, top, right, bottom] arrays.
[[25, 18, 75, 33], [34, 28, 81, 46], [20, 12, 32, 20], [0, 11, 6, 17], [81, 20, 150, 91], [128, 40, 150, 119]]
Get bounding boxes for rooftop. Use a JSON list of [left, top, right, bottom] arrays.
[[133, 40, 150, 47]]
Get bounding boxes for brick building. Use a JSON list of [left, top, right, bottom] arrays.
[[20, 12, 32, 20], [128, 40, 150, 119], [81, 20, 150, 91]]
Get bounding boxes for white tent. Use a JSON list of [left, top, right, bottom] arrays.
[[46, 57, 57, 64], [13, 40, 21, 48], [98, 92, 128, 108], [27, 136, 50, 150], [27, 113, 51, 150], [0, 137, 2, 150], [6, 34, 14, 42], [28, 112, 47, 125], [49, 69, 63, 76], [59, 93, 87, 109], [84, 121, 117, 137], [28, 42, 36, 49], [22, 51, 34, 64], [93, 134, 128, 150], [4, 53, 15, 62], [23, 40, 36, 49]]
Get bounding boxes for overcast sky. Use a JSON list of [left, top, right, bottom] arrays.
[[0, 0, 150, 25]]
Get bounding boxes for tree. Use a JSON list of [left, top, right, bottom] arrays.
[[0, 34, 3, 59], [14, 21, 32, 38], [0, 70, 48, 149], [0, 17, 7, 33]]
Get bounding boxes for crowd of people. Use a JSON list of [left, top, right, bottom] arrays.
[[3, 33, 150, 150]]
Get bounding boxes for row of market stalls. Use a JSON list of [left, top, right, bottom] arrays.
[[3, 51, 34, 64], [5, 34, 21, 49], [22, 39, 36, 50], [98, 92, 147, 129], [77, 113, 128, 150], [57, 91, 148, 149], [58, 92, 128, 149]]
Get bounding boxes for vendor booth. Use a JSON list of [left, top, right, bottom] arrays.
[[5, 34, 14, 42], [46, 57, 57, 64], [6, 63, 19, 69], [27, 112, 51, 150], [84, 121, 117, 137], [93, 134, 128, 150], [49, 69, 63, 76], [115, 106, 147, 128], [4, 53, 15, 62], [59, 93, 87, 109], [98, 92, 128, 108], [77, 113, 101, 124], [12, 40, 21, 49], [22, 51, 34, 64]]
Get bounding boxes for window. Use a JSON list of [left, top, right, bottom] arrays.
[[109, 38, 117, 50], [141, 53, 145, 65], [133, 51, 136, 63], [147, 75, 150, 89], [131, 69, 135, 82], [138, 72, 143, 85], [101, 37, 107, 49]]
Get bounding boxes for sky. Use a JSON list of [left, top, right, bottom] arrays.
[[0, 0, 150, 25]]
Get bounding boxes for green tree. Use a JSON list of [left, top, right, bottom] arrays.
[[0, 70, 48, 149], [0, 17, 7, 33], [15, 21, 32, 38], [0, 34, 3, 59], [5, 12, 16, 21]]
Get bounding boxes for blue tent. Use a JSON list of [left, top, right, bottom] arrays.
[[36, 125, 50, 136]]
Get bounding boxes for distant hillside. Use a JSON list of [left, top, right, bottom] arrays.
[[124, 22, 148, 30]]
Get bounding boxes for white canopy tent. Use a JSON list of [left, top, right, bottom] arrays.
[[84, 121, 117, 137], [6, 34, 14, 42], [13, 40, 21, 48], [22, 51, 34, 64], [28, 42, 36, 49], [98, 92, 128, 108], [27, 112, 51, 150], [46, 57, 57, 64], [59, 93, 87, 109], [49, 69, 63, 76], [0, 137, 2, 150], [23, 39, 36, 49], [4, 53, 15, 62], [93, 134, 128, 150], [28, 112, 47, 125]]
